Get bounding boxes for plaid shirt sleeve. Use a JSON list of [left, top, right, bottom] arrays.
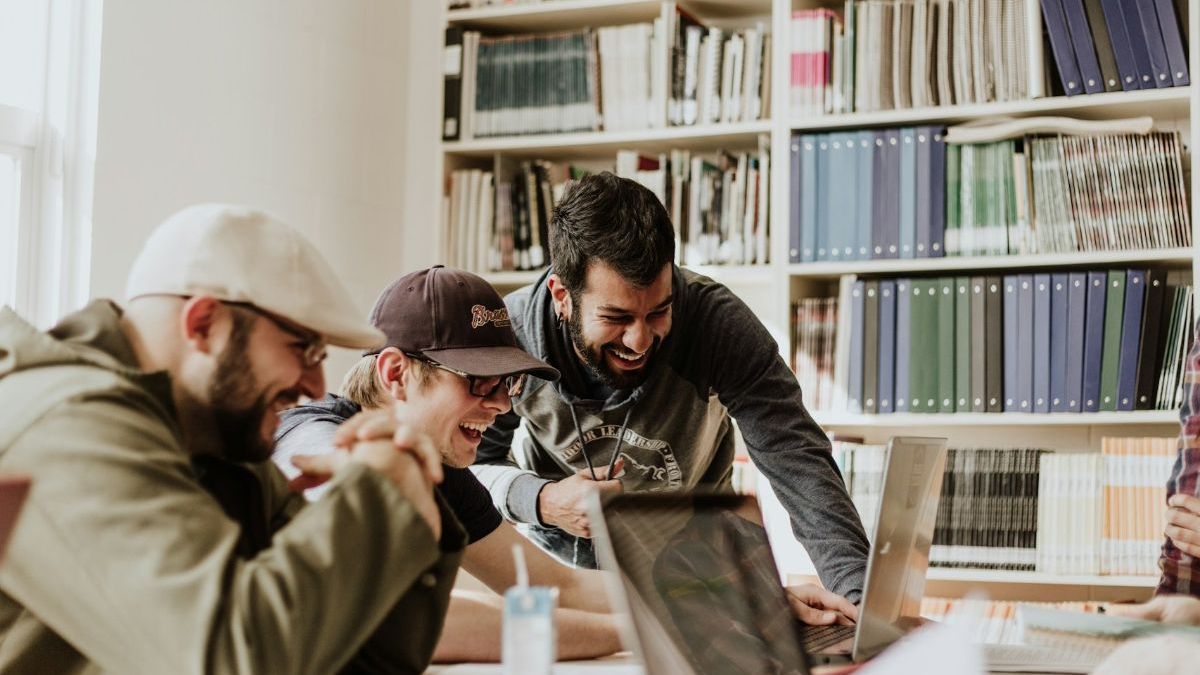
[[1158, 318, 1200, 596]]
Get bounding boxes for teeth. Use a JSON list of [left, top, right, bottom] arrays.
[[459, 421, 488, 432], [611, 349, 644, 361]]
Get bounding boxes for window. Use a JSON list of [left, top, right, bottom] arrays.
[[0, 0, 102, 327]]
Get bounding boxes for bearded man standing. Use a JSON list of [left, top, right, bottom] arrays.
[[472, 172, 869, 623]]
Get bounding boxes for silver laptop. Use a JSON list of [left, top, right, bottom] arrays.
[[590, 436, 948, 673]]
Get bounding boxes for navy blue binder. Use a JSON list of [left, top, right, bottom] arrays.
[[985, 276, 1004, 412], [1042, 0, 1086, 95], [1134, 0, 1174, 87], [1065, 272, 1088, 411], [1118, 0, 1161, 88], [799, 135, 818, 262], [789, 134, 804, 262], [1116, 269, 1147, 410], [895, 278, 912, 412], [929, 127, 947, 258], [1101, 0, 1145, 89], [878, 280, 897, 413], [1082, 271, 1108, 412], [1062, 0, 1107, 93], [899, 128, 917, 259], [1154, 0, 1190, 86], [1004, 276, 1020, 411], [848, 280, 865, 412], [1050, 274, 1070, 412], [855, 131, 875, 260], [1033, 274, 1052, 412], [1017, 275, 1035, 412]]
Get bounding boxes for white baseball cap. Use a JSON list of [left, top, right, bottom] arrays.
[[125, 203, 384, 349]]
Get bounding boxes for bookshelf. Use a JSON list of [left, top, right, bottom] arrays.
[[435, 0, 1197, 599]]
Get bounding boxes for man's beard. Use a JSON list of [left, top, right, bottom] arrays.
[[567, 305, 657, 390], [207, 318, 280, 464]]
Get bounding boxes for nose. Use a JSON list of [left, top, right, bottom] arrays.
[[624, 320, 654, 354], [483, 387, 512, 415], [300, 362, 326, 399]]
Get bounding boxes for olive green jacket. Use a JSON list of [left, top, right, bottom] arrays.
[[0, 301, 464, 674]]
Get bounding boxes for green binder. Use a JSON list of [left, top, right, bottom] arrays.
[[1099, 270, 1126, 411]]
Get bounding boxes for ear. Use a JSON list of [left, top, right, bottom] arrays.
[[179, 296, 225, 355], [374, 347, 410, 402], [547, 273, 573, 322]]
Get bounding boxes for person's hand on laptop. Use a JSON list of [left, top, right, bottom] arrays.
[[1164, 493, 1200, 557], [784, 583, 858, 626], [537, 459, 624, 538], [1104, 595, 1200, 626]]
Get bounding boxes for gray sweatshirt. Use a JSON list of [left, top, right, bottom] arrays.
[[473, 266, 869, 601]]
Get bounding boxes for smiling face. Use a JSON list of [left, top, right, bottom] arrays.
[[553, 261, 674, 390], [378, 349, 512, 468]]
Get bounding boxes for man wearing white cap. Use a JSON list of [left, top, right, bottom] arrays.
[[0, 204, 462, 673]]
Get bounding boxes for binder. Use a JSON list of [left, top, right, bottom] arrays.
[[1017, 275, 1035, 411], [910, 280, 937, 412], [1135, 269, 1168, 409], [878, 280, 897, 413], [1049, 274, 1070, 412], [863, 280, 880, 413], [1033, 275, 1052, 412], [938, 278, 956, 412], [970, 276, 987, 412], [799, 135, 819, 262], [826, 133, 855, 260], [1041, 0, 1086, 95], [955, 277, 972, 412], [899, 127, 918, 259], [1100, 0, 1144, 89], [815, 136, 831, 260], [879, 130, 902, 259], [895, 278, 912, 413], [1061, 0, 1107, 93], [871, 131, 889, 259], [1116, 269, 1146, 410], [849, 280, 866, 413], [443, 27, 465, 140], [1081, 0, 1126, 90], [1082, 271, 1109, 412], [1133, 0, 1174, 87], [985, 276, 1004, 412], [1099, 270, 1126, 411], [929, 127, 947, 258], [1003, 275, 1020, 411], [1153, 0, 1190, 86], [855, 131, 876, 260], [1116, 0, 1160, 88], [789, 135, 803, 262], [1065, 272, 1088, 411]]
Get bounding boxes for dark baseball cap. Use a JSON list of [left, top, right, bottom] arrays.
[[367, 265, 559, 381]]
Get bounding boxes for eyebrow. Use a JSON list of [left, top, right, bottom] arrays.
[[597, 295, 674, 315]]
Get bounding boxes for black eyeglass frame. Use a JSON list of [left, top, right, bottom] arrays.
[[404, 352, 527, 398]]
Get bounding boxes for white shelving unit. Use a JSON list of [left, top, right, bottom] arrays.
[[437, 0, 1198, 601]]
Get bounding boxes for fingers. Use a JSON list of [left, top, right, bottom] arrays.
[[1165, 521, 1200, 558], [1103, 599, 1164, 622], [786, 585, 858, 623], [786, 593, 839, 625], [333, 409, 395, 447], [289, 453, 345, 492], [392, 425, 444, 485], [1168, 493, 1200, 516]]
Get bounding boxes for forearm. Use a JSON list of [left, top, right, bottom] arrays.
[[557, 568, 613, 614]]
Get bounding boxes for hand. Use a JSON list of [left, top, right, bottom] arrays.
[[537, 459, 624, 538], [784, 584, 858, 626], [333, 406, 443, 486], [1164, 494, 1200, 557], [292, 439, 441, 539], [1104, 595, 1200, 626]]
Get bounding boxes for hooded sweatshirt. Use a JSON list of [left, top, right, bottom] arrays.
[[472, 266, 869, 601], [0, 301, 464, 674]]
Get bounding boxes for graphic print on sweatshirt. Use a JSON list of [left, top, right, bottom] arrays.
[[560, 423, 681, 490]]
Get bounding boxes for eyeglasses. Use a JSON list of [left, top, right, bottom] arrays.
[[406, 353, 526, 398], [225, 302, 328, 368]]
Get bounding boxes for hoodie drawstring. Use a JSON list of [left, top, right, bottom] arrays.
[[568, 402, 633, 481]]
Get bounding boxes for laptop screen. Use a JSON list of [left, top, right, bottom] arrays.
[[593, 492, 811, 675]]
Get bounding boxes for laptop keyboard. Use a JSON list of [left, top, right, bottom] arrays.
[[801, 623, 856, 652]]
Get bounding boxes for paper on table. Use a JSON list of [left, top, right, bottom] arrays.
[[857, 620, 985, 675]]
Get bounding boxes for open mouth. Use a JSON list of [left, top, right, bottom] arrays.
[[606, 346, 648, 370], [458, 420, 488, 444]]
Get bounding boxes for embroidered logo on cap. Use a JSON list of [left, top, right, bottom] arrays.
[[471, 305, 510, 329]]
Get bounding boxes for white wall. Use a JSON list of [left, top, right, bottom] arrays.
[[401, 1, 445, 272], [91, 0, 412, 379]]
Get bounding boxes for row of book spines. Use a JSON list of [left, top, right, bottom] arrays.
[[841, 269, 1190, 415]]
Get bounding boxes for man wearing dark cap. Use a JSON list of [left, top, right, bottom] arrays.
[[274, 265, 622, 662]]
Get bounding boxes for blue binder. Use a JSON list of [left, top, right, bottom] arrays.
[[1065, 272, 1088, 411], [1062, 0, 1107, 93], [1082, 271, 1108, 412], [1033, 274, 1052, 412], [1100, 0, 1144, 89], [1117, 0, 1161, 88], [826, 133, 855, 261], [1116, 269, 1147, 410], [1049, 274, 1070, 412], [1017, 275, 1035, 412], [789, 135, 803, 262], [815, 136, 831, 260], [878, 279, 897, 413], [871, 131, 888, 259], [1004, 276, 1020, 411], [1041, 0, 1086, 95], [880, 130, 902, 259], [899, 128, 917, 259], [1133, 0, 1174, 87], [929, 127, 947, 258], [799, 135, 818, 262], [848, 280, 865, 412], [895, 278, 912, 412], [855, 131, 875, 260], [1153, 0, 1189, 86]]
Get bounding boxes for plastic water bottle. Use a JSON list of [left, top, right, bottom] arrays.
[[502, 543, 557, 675]]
